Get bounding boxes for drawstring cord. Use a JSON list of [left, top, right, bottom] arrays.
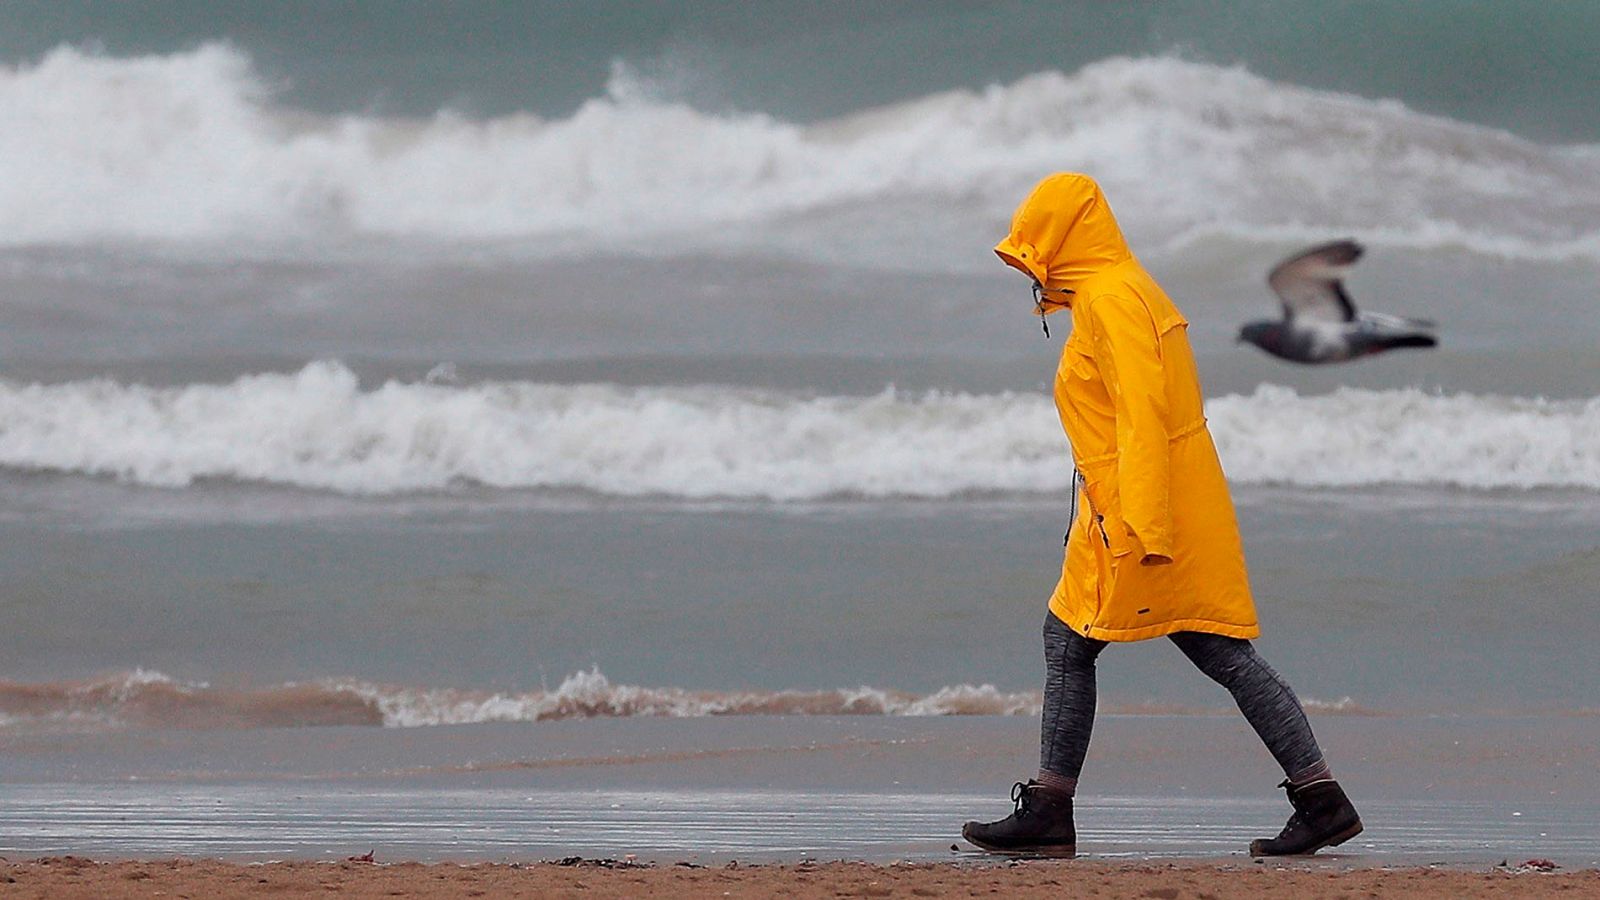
[[1065, 469, 1081, 547], [1032, 282, 1074, 339], [1067, 471, 1111, 550]]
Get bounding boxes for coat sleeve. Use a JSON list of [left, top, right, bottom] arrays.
[[1087, 293, 1174, 559]]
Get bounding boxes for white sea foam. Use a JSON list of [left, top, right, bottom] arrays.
[[335, 669, 1043, 728], [2, 45, 1597, 262], [2, 363, 1599, 497], [0, 667, 1043, 731], [1206, 385, 1600, 490], [0, 667, 1392, 731], [0, 362, 1061, 498]]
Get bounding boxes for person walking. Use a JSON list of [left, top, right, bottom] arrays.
[[962, 172, 1362, 858]]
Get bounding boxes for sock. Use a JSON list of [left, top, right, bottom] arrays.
[[1286, 758, 1333, 787], [1034, 770, 1077, 797]]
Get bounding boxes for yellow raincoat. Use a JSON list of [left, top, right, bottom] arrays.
[[996, 173, 1259, 642]]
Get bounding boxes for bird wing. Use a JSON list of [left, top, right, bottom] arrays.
[[1268, 240, 1364, 323], [1358, 311, 1436, 331]]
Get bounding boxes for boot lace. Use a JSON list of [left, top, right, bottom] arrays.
[[1009, 781, 1037, 818], [1271, 779, 1306, 838]]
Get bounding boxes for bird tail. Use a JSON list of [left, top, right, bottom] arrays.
[[1379, 334, 1438, 350]]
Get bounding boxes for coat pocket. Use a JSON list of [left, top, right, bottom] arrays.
[[1080, 476, 1135, 559]]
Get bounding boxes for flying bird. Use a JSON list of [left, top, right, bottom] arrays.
[[1238, 240, 1437, 364]]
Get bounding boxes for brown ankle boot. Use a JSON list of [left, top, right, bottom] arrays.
[[1250, 778, 1363, 856], [961, 781, 1076, 857]]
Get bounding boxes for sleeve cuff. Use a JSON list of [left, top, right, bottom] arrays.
[[1129, 526, 1172, 560]]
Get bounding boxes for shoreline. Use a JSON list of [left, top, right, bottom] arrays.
[[5, 715, 1597, 865], [2, 856, 1593, 899]]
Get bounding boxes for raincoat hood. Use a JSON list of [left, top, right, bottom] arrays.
[[994, 173, 1132, 297]]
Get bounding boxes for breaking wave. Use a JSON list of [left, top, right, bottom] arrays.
[[0, 668, 1379, 732], [0, 669, 1039, 731], [2, 363, 1599, 497], [1, 44, 1597, 263]]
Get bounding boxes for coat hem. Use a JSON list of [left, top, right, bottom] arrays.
[[1048, 603, 1261, 643], [1087, 618, 1260, 642]]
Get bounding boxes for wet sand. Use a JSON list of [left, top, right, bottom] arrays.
[[4, 716, 1598, 866], [2, 856, 1593, 898]]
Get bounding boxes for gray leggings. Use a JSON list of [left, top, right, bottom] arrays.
[[1041, 612, 1325, 780]]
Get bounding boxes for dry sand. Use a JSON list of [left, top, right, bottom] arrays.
[[2, 856, 1594, 899]]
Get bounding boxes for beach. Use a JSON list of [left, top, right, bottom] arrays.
[[4, 857, 1596, 899], [3, 1, 1600, 888]]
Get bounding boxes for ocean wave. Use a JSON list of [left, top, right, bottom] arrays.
[[336, 670, 1044, 728], [0, 667, 1383, 732], [1206, 385, 1600, 490], [0, 668, 1041, 731], [3, 363, 1600, 496], [0, 668, 381, 731], [1, 45, 1596, 262]]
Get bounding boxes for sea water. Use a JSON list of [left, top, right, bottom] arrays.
[[1, 2, 1597, 862]]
